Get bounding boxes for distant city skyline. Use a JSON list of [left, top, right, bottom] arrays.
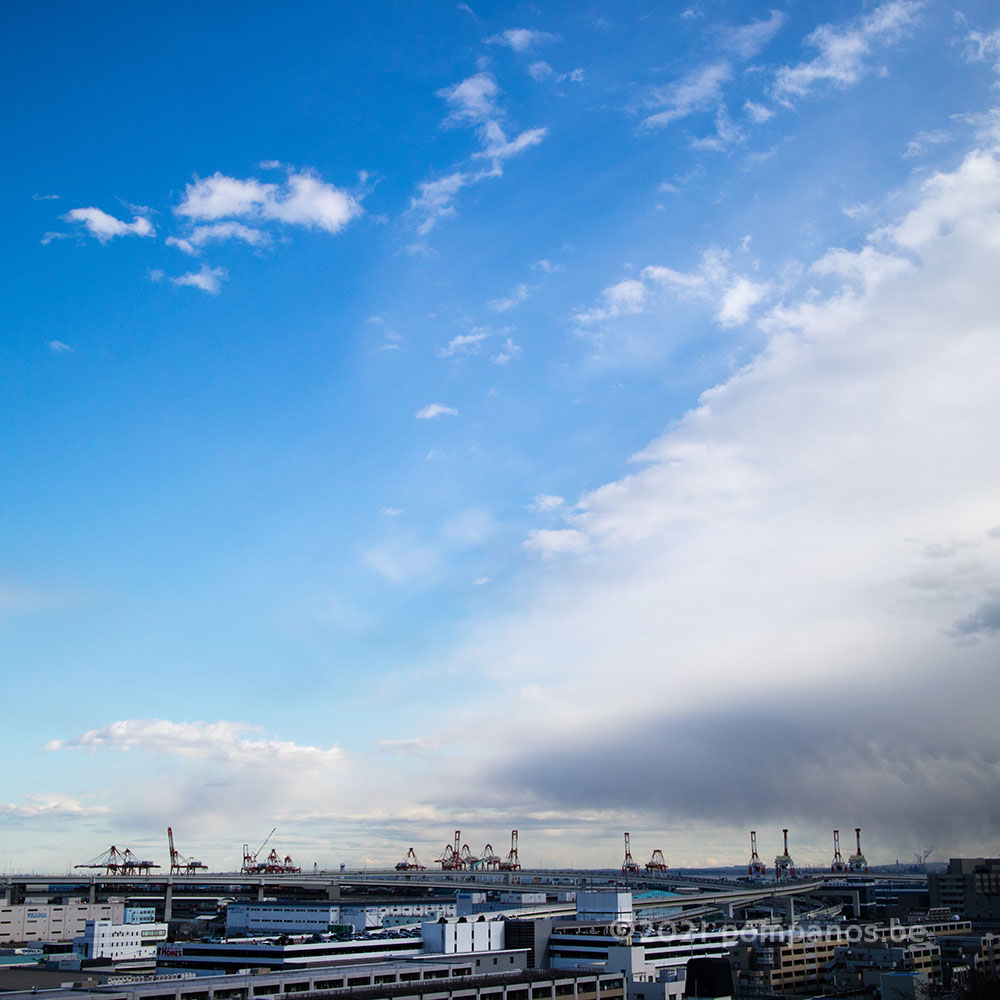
[[3, 0, 1000, 872]]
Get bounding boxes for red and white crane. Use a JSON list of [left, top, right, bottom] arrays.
[[848, 828, 868, 873], [499, 830, 520, 871], [621, 832, 640, 877], [748, 831, 766, 878], [774, 828, 796, 880], [831, 830, 848, 874], [168, 827, 208, 875]]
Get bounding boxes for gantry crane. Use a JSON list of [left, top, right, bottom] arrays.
[[848, 828, 868, 872], [748, 831, 766, 878], [76, 845, 160, 876], [645, 848, 668, 873], [395, 848, 426, 871], [168, 827, 208, 875], [774, 828, 796, 880], [499, 830, 520, 871], [621, 832, 640, 877], [831, 830, 848, 874]]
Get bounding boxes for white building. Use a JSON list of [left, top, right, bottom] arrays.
[[0, 901, 125, 944], [576, 892, 634, 924], [75, 918, 168, 962], [421, 917, 505, 955], [226, 900, 456, 935]]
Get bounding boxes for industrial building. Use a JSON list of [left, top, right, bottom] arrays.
[[0, 900, 125, 945], [75, 917, 169, 964], [0, 954, 625, 1000], [225, 901, 456, 936], [929, 858, 1000, 920]]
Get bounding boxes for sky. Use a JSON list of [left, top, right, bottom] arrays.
[[3, 0, 1000, 874]]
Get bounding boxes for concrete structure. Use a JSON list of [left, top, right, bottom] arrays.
[[225, 901, 456, 935], [0, 953, 625, 1000], [602, 945, 685, 1000], [0, 900, 125, 944], [157, 932, 425, 973], [421, 918, 505, 955], [881, 971, 929, 1000], [575, 894, 633, 925], [76, 918, 169, 963], [548, 925, 736, 973], [929, 859, 1000, 920]]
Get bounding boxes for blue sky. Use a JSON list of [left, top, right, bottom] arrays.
[[4, 0, 1000, 872]]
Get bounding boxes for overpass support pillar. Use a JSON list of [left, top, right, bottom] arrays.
[[257, 883, 266, 901], [89, 883, 96, 905], [785, 896, 795, 925], [164, 882, 173, 923]]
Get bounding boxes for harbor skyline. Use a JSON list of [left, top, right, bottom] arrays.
[[3, 0, 1000, 871]]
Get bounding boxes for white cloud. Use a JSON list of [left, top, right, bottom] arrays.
[[902, 128, 950, 159], [489, 283, 530, 312], [440, 134, 1000, 859], [437, 73, 503, 128], [175, 169, 362, 234], [475, 126, 548, 162], [573, 278, 648, 324], [62, 207, 154, 242], [486, 28, 558, 53], [719, 9, 787, 59], [0, 794, 107, 820], [491, 337, 522, 365], [528, 494, 565, 512], [716, 275, 768, 326], [964, 24, 1000, 73], [380, 506, 405, 517], [438, 331, 489, 358], [410, 171, 469, 235], [642, 62, 732, 130], [773, 0, 922, 105], [533, 258, 564, 273], [416, 403, 459, 419], [744, 99, 774, 123], [523, 528, 589, 557], [575, 253, 769, 333], [528, 61, 554, 81], [166, 222, 270, 255], [48, 340, 72, 352], [171, 265, 228, 294], [47, 719, 343, 769]]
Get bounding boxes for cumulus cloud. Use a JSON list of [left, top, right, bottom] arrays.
[[773, 0, 922, 105], [486, 28, 559, 53], [446, 132, 1000, 859], [170, 265, 228, 294], [175, 169, 362, 234], [528, 494, 565, 512], [415, 403, 459, 419], [573, 278, 648, 324], [437, 73, 503, 129], [166, 222, 270, 255], [48, 340, 73, 352], [61, 207, 154, 242], [47, 719, 343, 769], [575, 253, 768, 331]]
